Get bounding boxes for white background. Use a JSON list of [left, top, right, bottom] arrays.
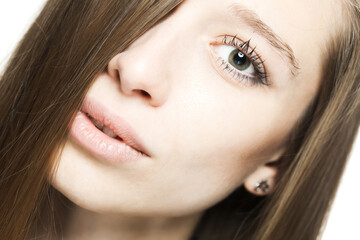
[[0, 1, 359, 239]]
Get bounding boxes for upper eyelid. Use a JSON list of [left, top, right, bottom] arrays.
[[219, 35, 261, 61]]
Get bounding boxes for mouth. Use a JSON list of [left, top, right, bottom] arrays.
[[70, 97, 150, 163], [85, 112, 124, 141], [80, 97, 149, 156]]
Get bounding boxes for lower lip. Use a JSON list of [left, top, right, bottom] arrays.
[[70, 111, 145, 163]]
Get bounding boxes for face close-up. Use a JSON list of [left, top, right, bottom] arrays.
[[51, 0, 341, 217]]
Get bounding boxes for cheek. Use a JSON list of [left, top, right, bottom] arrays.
[[144, 100, 288, 214], [160, 57, 290, 164], [150, 82, 287, 195]]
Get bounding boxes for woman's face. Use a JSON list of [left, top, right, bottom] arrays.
[[52, 0, 340, 216]]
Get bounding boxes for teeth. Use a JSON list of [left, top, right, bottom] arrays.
[[85, 113, 104, 130], [86, 112, 120, 139], [102, 125, 118, 138], [91, 118, 105, 130]]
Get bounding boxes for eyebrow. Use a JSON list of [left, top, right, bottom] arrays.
[[229, 4, 300, 77]]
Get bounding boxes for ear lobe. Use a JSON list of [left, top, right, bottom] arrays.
[[243, 164, 278, 196], [244, 145, 286, 196]]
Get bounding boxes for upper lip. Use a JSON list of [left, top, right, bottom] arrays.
[[81, 97, 149, 156]]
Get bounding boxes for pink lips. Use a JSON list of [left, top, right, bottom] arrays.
[[70, 97, 149, 163]]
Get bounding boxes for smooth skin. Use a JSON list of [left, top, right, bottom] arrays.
[[51, 0, 342, 239]]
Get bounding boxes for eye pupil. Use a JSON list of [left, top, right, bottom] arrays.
[[229, 49, 250, 70], [233, 51, 246, 65]]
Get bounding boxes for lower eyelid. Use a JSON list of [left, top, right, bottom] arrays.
[[219, 57, 261, 85]]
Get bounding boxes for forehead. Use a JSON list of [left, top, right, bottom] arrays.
[[202, 0, 341, 46], [249, 0, 341, 61], [194, 0, 341, 38], [250, 0, 340, 80]]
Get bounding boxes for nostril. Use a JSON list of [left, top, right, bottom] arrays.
[[135, 89, 151, 98], [140, 90, 150, 98]]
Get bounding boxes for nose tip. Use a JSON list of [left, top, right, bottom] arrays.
[[107, 52, 170, 107]]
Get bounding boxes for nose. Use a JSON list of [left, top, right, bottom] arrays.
[[107, 29, 171, 107]]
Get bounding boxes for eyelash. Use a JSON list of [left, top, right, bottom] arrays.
[[214, 35, 269, 87]]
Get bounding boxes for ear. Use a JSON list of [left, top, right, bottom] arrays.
[[243, 148, 285, 196], [243, 164, 278, 196]]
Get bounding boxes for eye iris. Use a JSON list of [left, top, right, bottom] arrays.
[[229, 49, 250, 71]]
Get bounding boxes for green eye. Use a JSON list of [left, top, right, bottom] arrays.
[[228, 49, 251, 71], [212, 41, 268, 86]]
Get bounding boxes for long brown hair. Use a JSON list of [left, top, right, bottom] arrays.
[[0, 1, 359, 240]]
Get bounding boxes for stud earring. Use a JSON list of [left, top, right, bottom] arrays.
[[254, 180, 269, 193]]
